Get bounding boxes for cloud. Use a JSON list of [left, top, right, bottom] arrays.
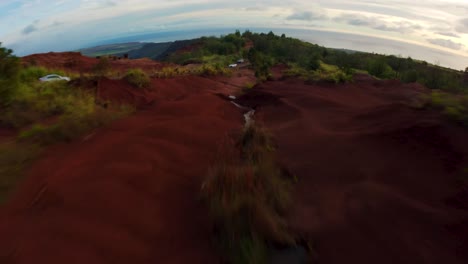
[[244, 7, 264, 11], [456, 18, 468, 33], [286, 11, 326, 21], [334, 13, 420, 34], [51, 21, 64, 27], [104, 1, 117, 7], [435, 31, 460, 38], [22, 24, 38, 35], [427, 38, 463, 50]]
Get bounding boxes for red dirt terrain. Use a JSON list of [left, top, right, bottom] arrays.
[[0, 74, 247, 263], [22, 52, 167, 73], [2, 50, 468, 264], [238, 77, 468, 264]]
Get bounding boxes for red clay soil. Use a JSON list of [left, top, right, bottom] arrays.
[[22, 52, 167, 74], [212, 68, 256, 90], [0, 75, 247, 263], [22, 52, 98, 72], [238, 78, 468, 264]]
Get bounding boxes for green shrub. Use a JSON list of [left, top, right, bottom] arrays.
[[368, 58, 395, 79], [19, 66, 48, 83], [124, 68, 150, 88]]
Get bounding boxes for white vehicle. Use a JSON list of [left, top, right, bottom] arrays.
[[237, 59, 245, 63], [39, 74, 71, 82], [228, 63, 237, 68]]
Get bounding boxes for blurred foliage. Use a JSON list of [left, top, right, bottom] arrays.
[[202, 125, 294, 264], [429, 90, 468, 126], [124, 68, 150, 88], [0, 43, 20, 106]]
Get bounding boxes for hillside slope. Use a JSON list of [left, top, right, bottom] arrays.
[[0, 74, 251, 264], [238, 75, 468, 264]]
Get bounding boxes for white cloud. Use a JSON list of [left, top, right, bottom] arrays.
[[286, 11, 327, 21]]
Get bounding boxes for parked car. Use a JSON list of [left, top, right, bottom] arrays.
[[39, 74, 71, 82], [237, 59, 245, 63], [228, 63, 237, 68]]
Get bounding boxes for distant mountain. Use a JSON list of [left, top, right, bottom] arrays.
[[153, 39, 200, 60], [78, 39, 200, 60], [78, 42, 145, 57], [116, 42, 172, 60]]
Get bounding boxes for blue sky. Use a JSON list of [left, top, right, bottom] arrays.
[[1, 0, 467, 70]]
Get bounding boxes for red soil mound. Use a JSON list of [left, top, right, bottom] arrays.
[[22, 52, 167, 74], [0, 74, 249, 263], [238, 79, 468, 264], [97, 78, 156, 107], [22, 52, 98, 72]]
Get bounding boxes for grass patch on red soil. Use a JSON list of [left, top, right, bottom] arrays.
[[202, 125, 296, 264], [0, 66, 134, 204]]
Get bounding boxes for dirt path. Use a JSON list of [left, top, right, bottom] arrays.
[[238, 78, 468, 264], [0, 76, 244, 263]]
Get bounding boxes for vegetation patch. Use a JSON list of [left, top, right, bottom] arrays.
[[284, 62, 352, 83], [152, 66, 188, 78], [0, 43, 134, 204], [428, 90, 468, 125], [202, 125, 297, 264], [124, 68, 150, 88]]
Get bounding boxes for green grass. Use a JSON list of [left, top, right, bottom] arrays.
[[202, 125, 294, 264]]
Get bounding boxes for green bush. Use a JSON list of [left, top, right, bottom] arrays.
[[368, 58, 395, 79], [19, 66, 48, 83], [1, 81, 70, 128], [124, 68, 150, 88], [0, 43, 20, 106]]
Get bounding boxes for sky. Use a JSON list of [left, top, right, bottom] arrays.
[[0, 0, 467, 70]]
